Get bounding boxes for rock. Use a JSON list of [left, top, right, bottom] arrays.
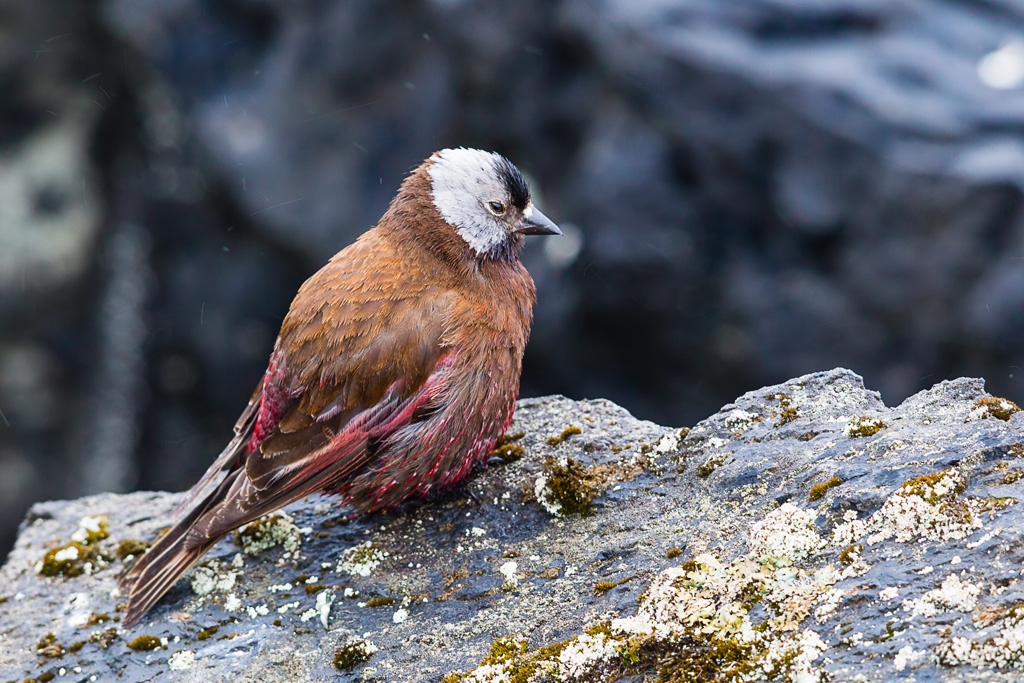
[[2, 369, 1024, 681]]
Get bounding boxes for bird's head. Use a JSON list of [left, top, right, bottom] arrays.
[[426, 148, 561, 258]]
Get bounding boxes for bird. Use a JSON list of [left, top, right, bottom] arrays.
[[119, 148, 561, 626]]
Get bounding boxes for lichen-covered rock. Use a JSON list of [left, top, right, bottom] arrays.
[[10, 0, 1024, 596], [2, 370, 1024, 681]]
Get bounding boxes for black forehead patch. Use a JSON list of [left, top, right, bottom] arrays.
[[493, 155, 531, 210]]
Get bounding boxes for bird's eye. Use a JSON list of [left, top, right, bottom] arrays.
[[487, 200, 506, 215]]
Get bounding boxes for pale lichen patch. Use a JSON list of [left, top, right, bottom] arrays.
[[723, 409, 761, 434], [167, 649, 195, 670], [650, 428, 688, 456], [893, 645, 925, 672], [830, 511, 867, 547], [902, 573, 981, 617], [188, 560, 239, 597], [935, 603, 1024, 669], [750, 504, 824, 561], [498, 561, 519, 591], [448, 552, 833, 682], [864, 468, 1014, 544], [235, 512, 302, 556], [336, 541, 387, 577]]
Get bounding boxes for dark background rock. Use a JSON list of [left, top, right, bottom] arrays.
[[3, 371, 1024, 681], [2, 0, 1024, 561]]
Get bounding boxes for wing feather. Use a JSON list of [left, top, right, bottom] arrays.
[[122, 230, 459, 625]]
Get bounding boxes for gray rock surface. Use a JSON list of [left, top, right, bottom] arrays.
[[3, 369, 1024, 681]]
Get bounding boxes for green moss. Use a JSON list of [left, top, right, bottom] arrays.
[[808, 476, 843, 502], [447, 551, 832, 683], [196, 626, 219, 641], [973, 397, 1022, 421], [492, 444, 525, 463], [594, 577, 631, 594], [37, 674, 55, 683], [80, 516, 109, 544], [1001, 468, 1024, 485], [39, 541, 111, 578], [455, 636, 571, 683], [126, 635, 164, 651], [363, 596, 396, 608], [696, 454, 726, 478], [305, 584, 325, 595], [546, 426, 582, 447], [115, 538, 150, 560], [490, 432, 527, 463], [488, 637, 530, 662], [874, 621, 898, 643], [769, 394, 798, 427], [333, 639, 375, 670], [776, 407, 799, 426], [454, 619, 775, 683], [838, 544, 863, 566], [35, 633, 63, 659], [736, 580, 766, 611], [846, 416, 886, 438], [496, 431, 525, 446], [37, 515, 112, 578], [655, 633, 759, 682], [67, 641, 84, 653], [666, 548, 683, 559], [529, 640, 572, 670], [86, 613, 111, 625], [539, 457, 595, 515], [679, 559, 701, 573]]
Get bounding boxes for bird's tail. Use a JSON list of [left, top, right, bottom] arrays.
[[118, 476, 234, 627], [119, 442, 362, 627]]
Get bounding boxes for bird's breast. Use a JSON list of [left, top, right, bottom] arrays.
[[335, 262, 536, 513]]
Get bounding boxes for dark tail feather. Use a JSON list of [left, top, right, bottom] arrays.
[[119, 477, 232, 627], [120, 431, 368, 627], [120, 537, 215, 628]]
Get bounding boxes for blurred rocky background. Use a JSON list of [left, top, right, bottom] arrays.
[[2, 0, 1024, 558]]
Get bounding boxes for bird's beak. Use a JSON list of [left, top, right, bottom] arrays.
[[517, 206, 562, 236]]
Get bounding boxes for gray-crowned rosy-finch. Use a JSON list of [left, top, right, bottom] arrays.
[[120, 148, 561, 626]]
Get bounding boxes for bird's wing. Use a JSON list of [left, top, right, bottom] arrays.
[[195, 342, 458, 534], [121, 249, 458, 624], [174, 232, 451, 516]]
